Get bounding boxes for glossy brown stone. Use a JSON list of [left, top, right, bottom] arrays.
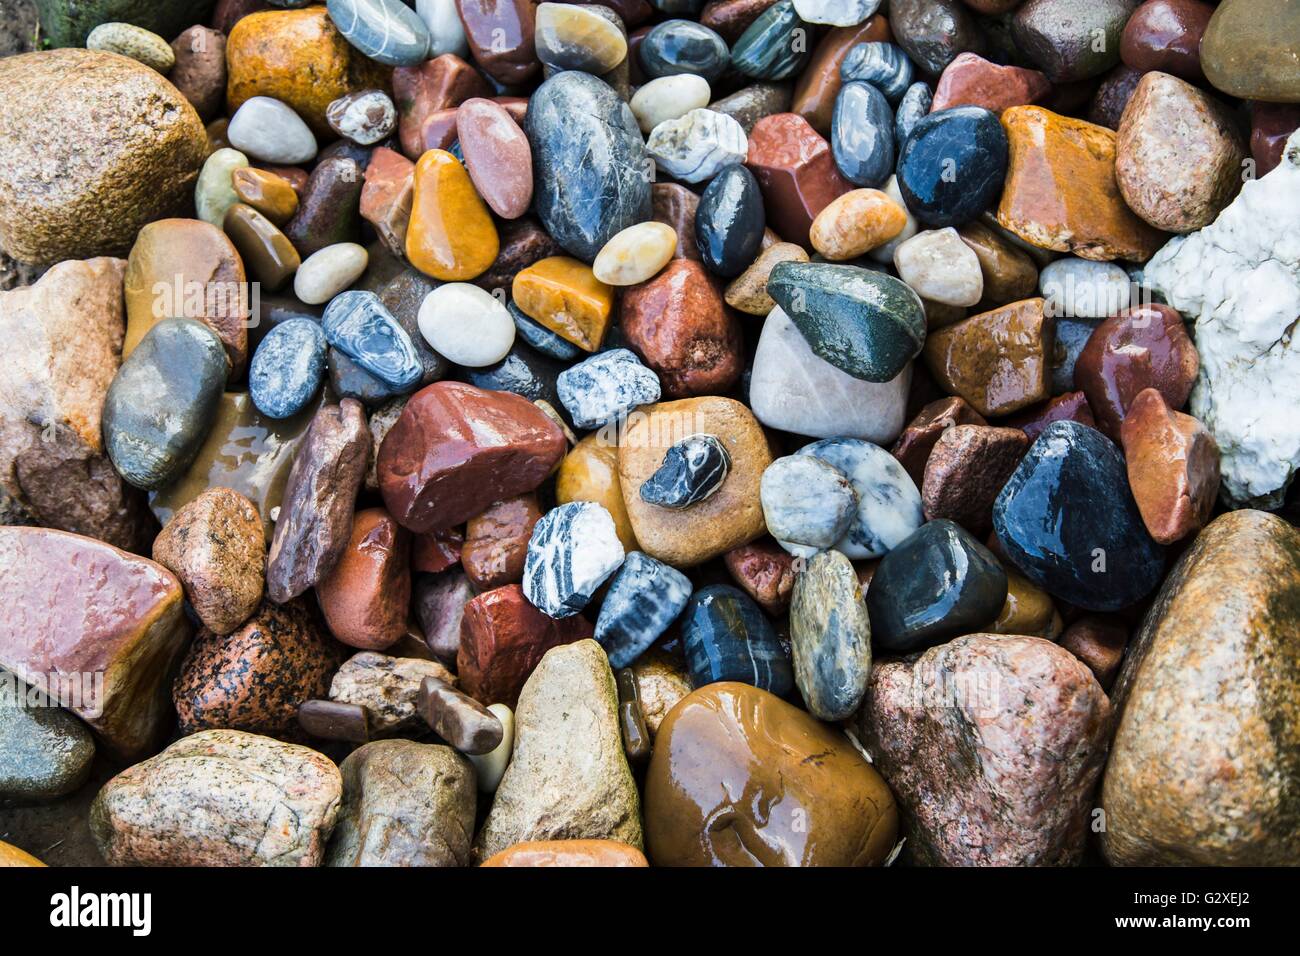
[[651, 183, 703, 261], [461, 493, 541, 591], [1120, 0, 1214, 81], [412, 528, 464, 574], [283, 156, 365, 259], [457, 583, 595, 707], [173, 598, 344, 740], [472, 217, 566, 294], [480, 839, 650, 867], [222, 203, 300, 292], [922, 298, 1055, 417], [1005, 390, 1096, 441], [1075, 304, 1199, 440], [392, 54, 492, 159], [458, 97, 533, 219], [791, 15, 893, 135], [931, 52, 1052, 114], [418, 676, 504, 754], [0, 527, 190, 761], [297, 698, 371, 743], [360, 146, 415, 258], [1059, 614, 1128, 690], [418, 106, 460, 153], [1252, 103, 1300, 177], [317, 508, 411, 651], [710, 82, 794, 135], [266, 399, 371, 603], [957, 220, 1039, 311], [232, 167, 299, 226], [701, 0, 781, 43], [170, 25, 227, 121], [1121, 388, 1220, 545], [746, 113, 852, 248], [455, 0, 541, 87], [617, 667, 651, 766], [891, 396, 988, 487], [989, 569, 1062, 640], [620, 259, 742, 398], [724, 539, 797, 616], [922, 425, 1029, 536]]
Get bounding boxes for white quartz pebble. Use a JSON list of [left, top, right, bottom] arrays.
[[630, 74, 711, 134], [227, 96, 317, 165], [1039, 257, 1134, 319], [468, 703, 514, 793], [294, 243, 369, 305], [592, 221, 677, 285], [793, 0, 881, 27], [646, 108, 747, 184], [417, 282, 515, 367], [893, 227, 983, 307]]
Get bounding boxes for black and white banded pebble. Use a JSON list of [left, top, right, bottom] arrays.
[[522, 501, 626, 618], [639, 434, 731, 509], [595, 551, 693, 668]]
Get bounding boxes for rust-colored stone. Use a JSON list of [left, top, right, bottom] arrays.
[[317, 508, 412, 651], [746, 112, 852, 248], [723, 539, 797, 616], [462, 493, 542, 591]]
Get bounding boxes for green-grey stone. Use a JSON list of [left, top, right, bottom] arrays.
[[789, 551, 872, 722], [1, 672, 95, 803], [767, 261, 926, 382], [36, 0, 216, 49]]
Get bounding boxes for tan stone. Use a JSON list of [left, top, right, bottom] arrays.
[[809, 188, 907, 260], [555, 432, 639, 552], [724, 241, 809, 316], [629, 648, 692, 738]]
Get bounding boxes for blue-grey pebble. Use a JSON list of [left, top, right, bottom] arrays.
[[326, 0, 432, 67], [322, 290, 423, 391], [249, 317, 327, 419], [730, 0, 812, 81], [831, 80, 895, 187], [639, 433, 731, 509], [639, 18, 730, 83], [761, 454, 858, 557], [460, 340, 564, 409], [556, 348, 662, 430], [894, 81, 932, 144], [840, 41, 914, 102], [595, 552, 693, 669], [508, 301, 581, 361], [682, 584, 793, 695], [694, 163, 765, 278]]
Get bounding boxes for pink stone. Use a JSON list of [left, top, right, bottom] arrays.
[[931, 53, 1052, 114], [457, 97, 534, 219]]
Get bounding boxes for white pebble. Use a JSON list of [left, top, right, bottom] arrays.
[[418, 283, 515, 367], [893, 227, 983, 307], [1040, 257, 1134, 319], [793, 0, 881, 27], [468, 703, 513, 792], [592, 221, 677, 285], [227, 96, 318, 165], [294, 243, 369, 305], [630, 74, 711, 135]]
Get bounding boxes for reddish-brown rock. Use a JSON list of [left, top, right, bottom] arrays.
[[890, 396, 988, 487], [1059, 614, 1128, 690], [1088, 64, 1144, 130], [1120, 388, 1220, 545], [170, 26, 227, 121], [360, 147, 415, 259], [700, 0, 781, 43], [620, 259, 742, 398], [457, 97, 533, 219], [931, 53, 1051, 114], [455, 0, 541, 87], [457, 584, 594, 707], [481, 839, 650, 866], [316, 508, 412, 651], [651, 183, 702, 261], [1119, 0, 1214, 82], [1252, 103, 1300, 177], [378, 382, 568, 533], [791, 15, 893, 135], [724, 539, 797, 616], [1006, 390, 1096, 441], [392, 54, 493, 159], [0, 527, 190, 761], [412, 528, 464, 574], [462, 493, 542, 591], [746, 113, 852, 248], [173, 598, 344, 740], [922, 425, 1029, 536], [1075, 304, 1199, 440], [472, 217, 566, 294]]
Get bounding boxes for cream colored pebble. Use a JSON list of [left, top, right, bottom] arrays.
[[630, 74, 711, 135], [293, 243, 369, 305], [469, 703, 514, 792], [592, 221, 677, 286]]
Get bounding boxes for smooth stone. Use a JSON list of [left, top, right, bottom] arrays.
[[512, 255, 615, 352], [711, 81, 794, 134], [724, 240, 808, 314], [527, 71, 651, 262], [469, 702, 514, 791], [894, 227, 983, 306], [694, 164, 765, 278], [1120, 0, 1214, 82], [323, 290, 424, 390], [523, 501, 626, 619], [760, 454, 858, 556], [232, 167, 300, 225], [746, 112, 852, 246], [830, 80, 895, 187], [682, 585, 793, 694], [890, 395, 987, 486], [477, 640, 642, 855], [890, 0, 984, 75], [1088, 63, 1144, 130], [652, 182, 704, 260], [413, 570, 473, 667], [459, 494, 540, 591], [509, 301, 582, 360], [223, 203, 300, 292], [894, 80, 931, 144], [482, 839, 648, 866], [790, 15, 892, 135], [866, 174, 918, 264], [994, 420, 1165, 610], [557, 349, 662, 429], [749, 305, 911, 444], [1049, 317, 1100, 393], [1059, 614, 1128, 689], [841, 41, 912, 103], [248, 318, 327, 422], [789, 549, 871, 721], [796, 437, 923, 559], [1007, 390, 1098, 441], [640, 17, 730, 83], [0, 673, 96, 802], [1251, 102, 1300, 177], [639, 434, 731, 509], [1011, 0, 1136, 83], [1102, 511, 1300, 865], [227, 95, 318, 164], [407, 148, 499, 281], [869, 520, 1006, 653], [556, 433, 640, 552], [417, 0, 470, 58], [631, 75, 711, 134], [460, 340, 566, 408], [86, 21, 174, 71], [730, 0, 812, 81], [326, 88, 398, 144], [294, 242, 368, 305], [593, 222, 677, 286], [922, 424, 1028, 535], [699, 0, 777, 43], [535, 2, 627, 73], [457, 97, 533, 220], [629, 648, 691, 738], [793, 0, 877, 26], [0, 841, 44, 867], [646, 682, 898, 865], [595, 551, 693, 668], [316, 507, 411, 650], [326, 0, 433, 66], [91, 729, 341, 866], [1038, 257, 1132, 319], [990, 568, 1063, 640], [767, 261, 926, 382], [647, 108, 748, 185], [418, 677, 503, 755], [896, 106, 1008, 228], [1121, 388, 1220, 545], [958, 220, 1039, 311], [392, 52, 491, 159], [454, 0, 542, 87], [1199, 0, 1300, 103], [328, 650, 456, 734], [196, 147, 250, 227], [417, 282, 516, 368], [931, 52, 1051, 114], [861, 634, 1110, 865]]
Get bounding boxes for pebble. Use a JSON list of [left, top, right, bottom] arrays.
[[639, 434, 731, 509], [196, 147, 251, 228], [535, 2, 628, 73], [724, 540, 797, 616], [595, 551, 693, 667], [711, 80, 794, 133], [232, 167, 300, 225], [893, 227, 984, 307], [640, 18, 730, 83], [922, 424, 1029, 535], [524, 501, 626, 618], [417, 283, 517, 367], [457, 97, 534, 219], [631, 74, 712, 134], [923, 298, 1053, 417], [0, 674, 96, 802], [556, 433, 640, 552], [1011, 0, 1133, 83], [392, 53, 491, 158], [682, 584, 793, 694], [761, 454, 858, 557], [890, 0, 983, 76], [298, 699, 372, 743], [1039, 257, 1132, 319], [593, 222, 678, 286], [557, 349, 662, 429], [227, 95, 318, 164], [317, 507, 411, 650], [695, 163, 766, 277], [990, 569, 1063, 640], [329, 651, 456, 735], [794, 0, 879, 26], [731, 0, 812, 81], [323, 290, 424, 390], [413, 569, 473, 667], [1089, 64, 1144, 130], [797, 437, 924, 559], [647, 108, 749, 184], [86, 22, 175, 72], [325, 89, 398, 144], [894, 80, 932, 143], [223, 203, 301, 292], [789, 549, 871, 721], [958, 220, 1039, 309], [326, 0, 433, 66], [407, 148, 499, 281], [510, 301, 582, 360], [513, 256, 616, 352], [1200, 0, 1300, 102], [840, 41, 912, 102], [294, 242, 369, 305], [994, 420, 1165, 611], [831, 80, 895, 187], [747, 112, 852, 245], [724, 240, 809, 314], [468, 703, 514, 792], [169, 26, 226, 121], [418, 676, 504, 755], [891, 395, 987, 486], [416, 0, 470, 58], [931, 52, 1051, 114], [1059, 615, 1128, 690], [793, 17, 893, 134], [459, 494, 541, 591], [896, 106, 1008, 228]]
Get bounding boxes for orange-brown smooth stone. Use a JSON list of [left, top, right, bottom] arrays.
[[316, 507, 411, 651], [957, 220, 1039, 310], [555, 432, 639, 552], [792, 15, 892, 135], [480, 839, 649, 867], [360, 146, 415, 258], [222, 202, 300, 292], [461, 493, 542, 591], [511, 256, 615, 352], [890, 396, 988, 487], [746, 113, 852, 248], [0, 841, 45, 867], [809, 188, 907, 260], [406, 149, 499, 282], [232, 167, 299, 225]]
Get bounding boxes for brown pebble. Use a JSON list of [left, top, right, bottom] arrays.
[[891, 396, 988, 487], [417, 676, 504, 755], [617, 668, 651, 767], [297, 699, 371, 743], [232, 167, 300, 225], [922, 425, 1029, 536], [462, 493, 542, 591], [1059, 614, 1128, 690]]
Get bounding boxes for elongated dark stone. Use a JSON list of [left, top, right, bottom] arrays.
[[831, 80, 895, 187], [682, 584, 793, 695], [298, 699, 371, 743], [730, 0, 812, 81], [695, 164, 766, 278], [417, 676, 504, 755]]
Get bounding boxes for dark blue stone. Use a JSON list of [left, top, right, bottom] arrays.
[[595, 552, 693, 669], [649, 0, 705, 13], [993, 421, 1166, 612], [528, 71, 652, 262], [321, 290, 423, 390], [894, 81, 932, 145], [840, 41, 914, 103], [459, 341, 565, 409], [896, 105, 1008, 227], [1051, 317, 1102, 394], [249, 317, 327, 419], [326, 0, 431, 67], [639, 18, 730, 84], [730, 0, 811, 82], [682, 584, 793, 695], [694, 163, 765, 278], [639, 434, 730, 509], [508, 300, 581, 361], [831, 80, 895, 187], [867, 519, 1008, 653]]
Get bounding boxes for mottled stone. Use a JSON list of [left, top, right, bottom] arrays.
[[1200, 0, 1300, 103], [1011, 0, 1137, 83], [595, 552, 692, 668], [249, 318, 328, 420], [557, 349, 662, 429], [457, 97, 534, 219], [329, 650, 455, 734], [894, 227, 983, 307], [1120, 388, 1219, 545], [482, 839, 648, 866], [523, 501, 625, 619], [171, 25, 227, 121], [810, 187, 906, 260], [0, 673, 96, 802], [890, 396, 986, 486], [724, 240, 808, 314], [789, 550, 871, 721], [647, 108, 748, 184], [922, 425, 1028, 536], [931, 52, 1050, 114], [1088, 63, 1144, 130], [889, 0, 983, 76], [761, 454, 857, 557]]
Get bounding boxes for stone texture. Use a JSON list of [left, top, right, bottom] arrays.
[[1120, 0, 1214, 82], [0, 673, 96, 802], [406, 148, 499, 282], [328, 651, 456, 735], [1200, 0, 1300, 103], [746, 112, 852, 246], [462, 494, 541, 591], [555, 432, 639, 553], [629, 649, 692, 738], [890, 396, 987, 487], [931, 52, 1051, 114], [789, 549, 871, 721], [171, 25, 228, 121], [723, 240, 808, 315], [922, 425, 1028, 535], [1121, 388, 1220, 545], [316, 507, 411, 651]]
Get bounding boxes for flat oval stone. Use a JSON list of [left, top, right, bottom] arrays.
[[326, 0, 433, 66], [326, 88, 398, 144], [695, 163, 765, 277], [0, 675, 96, 802], [790, 549, 871, 721], [556, 348, 662, 429], [682, 585, 793, 694], [595, 551, 693, 667], [867, 518, 1008, 653], [841, 41, 912, 103], [523, 501, 626, 618], [87, 21, 175, 72], [640, 18, 730, 83], [593, 221, 678, 286], [104, 319, 229, 490], [830, 80, 895, 187], [294, 242, 369, 305], [890, 395, 987, 486], [457, 97, 533, 219], [639, 433, 731, 509], [894, 227, 984, 307], [761, 454, 858, 556], [731, 0, 812, 81], [631, 74, 712, 134], [249, 317, 328, 419], [407, 148, 500, 281], [894, 80, 931, 143], [809, 187, 906, 260], [993, 420, 1165, 611], [1039, 257, 1132, 319], [223, 203, 301, 292], [767, 261, 926, 382], [418, 282, 517, 367], [323, 290, 424, 390], [535, 2, 628, 73], [712, 80, 794, 134], [897, 106, 1008, 228], [647, 107, 748, 185], [227, 95, 318, 164], [796, 437, 923, 559]]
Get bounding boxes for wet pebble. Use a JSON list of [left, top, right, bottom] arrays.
[[249, 318, 328, 419], [523, 501, 626, 618], [227, 96, 318, 164], [418, 283, 517, 367], [556, 349, 662, 429], [322, 290, 424, 390], [639, 434, 731, 509], [595, 551, 693, 667]]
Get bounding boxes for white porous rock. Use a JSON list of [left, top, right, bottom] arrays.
[[227, 96, 317, 165], [294, 243, 369, 305], [893, 227, 983, 307], [646, 108, 747, 184], [750, 306, 911, 444], [1039, 257, 1133, 319], [1142, 129, 1300, 509], [793, 0, 881, 27], [630, 74, 711, 134], [417, 282, 515, 367], [868, 175, 918, 264]]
